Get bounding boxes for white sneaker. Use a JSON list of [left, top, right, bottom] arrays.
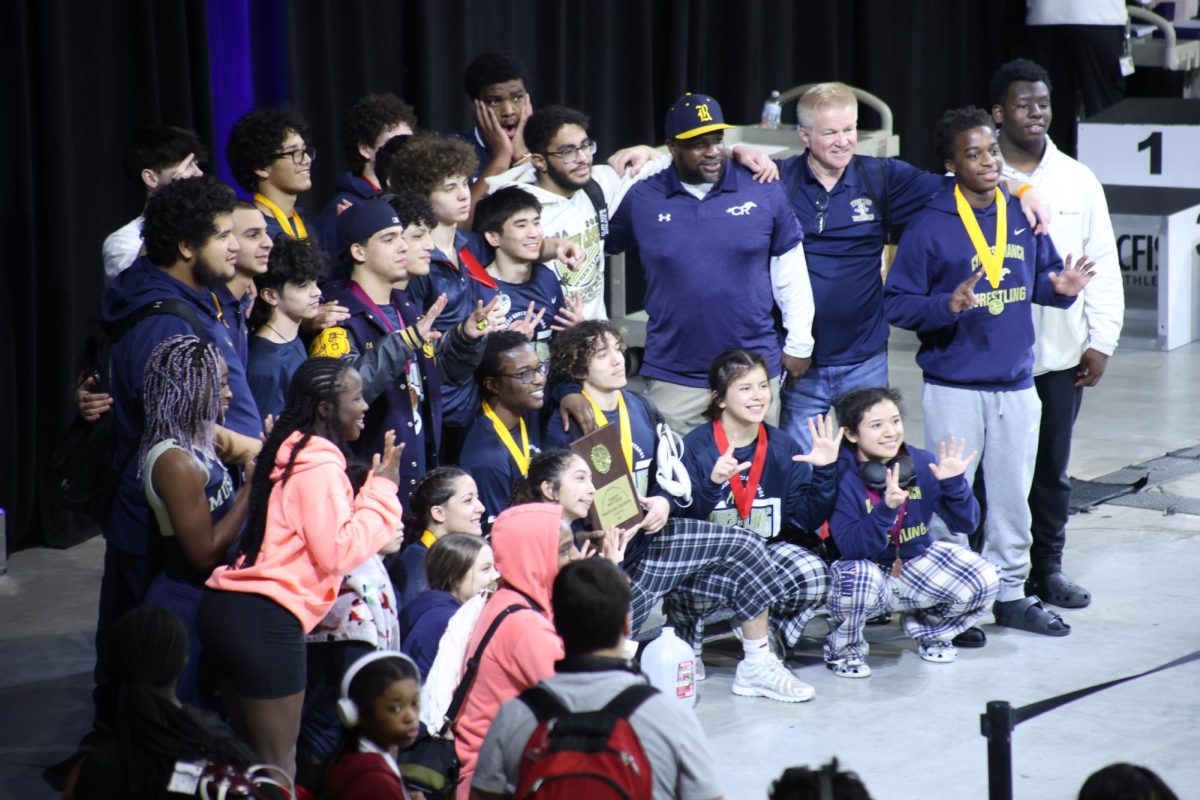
[[918, 640, 958, 663], [732, 654, 815, 702]]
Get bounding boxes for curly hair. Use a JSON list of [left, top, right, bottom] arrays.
[[229, 357, 354, 567], [989, 58, 1052, 109], [934, 106, 995, 163], [123, 125, 206, 183], [387, 133, 478, 198], [342, 93, 418, 171], [138, 335, 224, 476], [547, 319, 625, 385], [833, 387, 903, 437], [141, 176, 236, 267], [463, 51, 528, 99], [250, 237, 328, 330], [384, 188, 437, 230], [225, 106, 310, 193], [524, 106, 590, 155], [475, 330, 533, 395]]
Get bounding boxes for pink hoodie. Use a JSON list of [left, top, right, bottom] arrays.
[[453, 503, 565, 797], [206, 430, 402, 633]]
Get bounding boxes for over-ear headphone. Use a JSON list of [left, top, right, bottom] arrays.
[[655, 422, 692, 507], [858, 453, 915, 491], [336, 650, 420, 728]]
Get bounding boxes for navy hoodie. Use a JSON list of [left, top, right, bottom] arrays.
[[676, 421, 836, 541], [399, 589, 462, 677], [100, 257, 262, 556], [829, 444, 978, 565], [883, 183, 1075, 390]]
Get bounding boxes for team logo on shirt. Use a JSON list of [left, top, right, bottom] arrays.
[[850, 197, 876, 222], [310, 327, 352, 358], [657, 213, 672, 222], [494, 291, 512, 316], [725, 201, 757, 217]]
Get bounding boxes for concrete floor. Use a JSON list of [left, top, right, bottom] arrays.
[[1, 329, 1198, 800]]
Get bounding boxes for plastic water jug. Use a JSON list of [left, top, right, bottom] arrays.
[[641, 626, 695, 707], [760, 90, 782, 130]]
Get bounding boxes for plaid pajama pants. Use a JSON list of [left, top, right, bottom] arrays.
[[626, 519, 812, 647], [657, 536, 830, 651], [824, 541, 999, 662]]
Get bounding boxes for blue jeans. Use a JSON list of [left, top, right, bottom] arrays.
[[779, 350, 889, 452]]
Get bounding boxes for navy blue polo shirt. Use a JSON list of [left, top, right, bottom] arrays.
[[459, 409, 543, 532], [607, 162, 802, 387], [407, 229, 496, 427], [777, 153, 944, 366]]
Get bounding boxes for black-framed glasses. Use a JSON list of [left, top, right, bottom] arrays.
[[499, 363, 549, 384], [544, 139, 597, 164], [813, 192, 830, 234], [273, 145, 316, 164]]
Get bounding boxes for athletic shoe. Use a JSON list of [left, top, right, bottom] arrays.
[[827, 658, 872, 679], [918, 639, 958, 663], [732, 654, 815, 702]]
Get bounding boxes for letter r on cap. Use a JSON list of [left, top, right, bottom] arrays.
[[696, 104, 713, 123]]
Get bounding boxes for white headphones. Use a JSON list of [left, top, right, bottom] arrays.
[[654, 422, 692, 507], [336, 650, 421, 728]]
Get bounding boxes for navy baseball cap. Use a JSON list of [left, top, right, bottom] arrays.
[[665, 93, 736, 140], [336, 199, 404, 254]]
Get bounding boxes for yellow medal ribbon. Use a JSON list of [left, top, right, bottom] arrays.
[[953, 185, 1007, 289], [420, 530, 438, 549], [583, 390, 633, 471], [254, 192, 309, 240], [482, 401, 530, 475]]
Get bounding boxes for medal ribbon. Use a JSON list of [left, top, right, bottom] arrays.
[[711, 420, 769, 522], [420, 530, 438, 548], [953, 185, 1006, 289], [458, 245, 498, 288], [482, 401, 530, 475], [254, 193, 309, 240], [582, 390, 633, 471], [865, 485, 909, 576]]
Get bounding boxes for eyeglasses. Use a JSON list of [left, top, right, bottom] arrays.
[[813, 192, 830, 234], [499, 362, 549, 384], [273, 145, 316, 165], [544, 140, 597, 164]]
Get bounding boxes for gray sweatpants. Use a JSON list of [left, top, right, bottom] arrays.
[[922, 383, 1041, 603]]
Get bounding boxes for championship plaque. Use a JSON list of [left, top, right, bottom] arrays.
[[569, 423, 645, 531]]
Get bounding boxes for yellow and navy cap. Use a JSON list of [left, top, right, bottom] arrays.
[[665, 93, 736, 140]]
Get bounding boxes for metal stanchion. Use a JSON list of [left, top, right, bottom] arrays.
[[981, 700, 1013, 800]]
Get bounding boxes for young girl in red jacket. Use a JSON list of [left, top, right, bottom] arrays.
[[322, 651, 421, 800]]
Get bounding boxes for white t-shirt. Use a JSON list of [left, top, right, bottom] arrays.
[[1001, 137, 1124, 373], [486, 157, 670, 320], [102, 216, 144, 284]]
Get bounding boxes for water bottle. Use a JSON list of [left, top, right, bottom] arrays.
[[760, 90, 782, 130], [641, 626, 695, 707]]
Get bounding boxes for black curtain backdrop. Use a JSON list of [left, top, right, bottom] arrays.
[[3, 0, 1033, 550]]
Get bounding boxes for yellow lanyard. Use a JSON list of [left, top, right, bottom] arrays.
[[582, 390, 632, 471], [482, 401, 530, 475], [254, 193, 308, 239], [953, 185, 1006, 289], [420, 530, 438, 548]]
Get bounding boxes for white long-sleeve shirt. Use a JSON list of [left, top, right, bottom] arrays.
[[1001, 136, 1125, 374]]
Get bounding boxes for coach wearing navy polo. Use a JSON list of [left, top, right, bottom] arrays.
[[607, 93, 813, 433]]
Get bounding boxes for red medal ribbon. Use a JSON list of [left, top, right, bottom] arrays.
[[864, 486, 909, 545], [458, 245, 498, 288], [712, 419, 769, 522]]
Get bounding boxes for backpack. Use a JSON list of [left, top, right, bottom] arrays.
[[45, 299, 210, 525], [514, 683, 657, 800]]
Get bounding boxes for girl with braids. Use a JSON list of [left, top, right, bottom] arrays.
[[70, 608, 257, 800], [399, 532, 498, 676], [387, 466, 485, 605], [198, 356, 404, 779], [138, 334, 252, 709]]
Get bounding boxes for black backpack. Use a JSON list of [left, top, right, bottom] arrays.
[[45, 299, 209, 526]]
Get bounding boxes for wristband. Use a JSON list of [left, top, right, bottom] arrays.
[[1015, 184, 1033, 199]]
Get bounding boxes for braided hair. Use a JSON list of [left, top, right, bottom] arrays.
[[230, 356, 354, 567], [111, 608, 256, 799], [137, 334, 224, 477]]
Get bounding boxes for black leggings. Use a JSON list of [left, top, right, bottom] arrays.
[[197, 589, 306, 699]]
